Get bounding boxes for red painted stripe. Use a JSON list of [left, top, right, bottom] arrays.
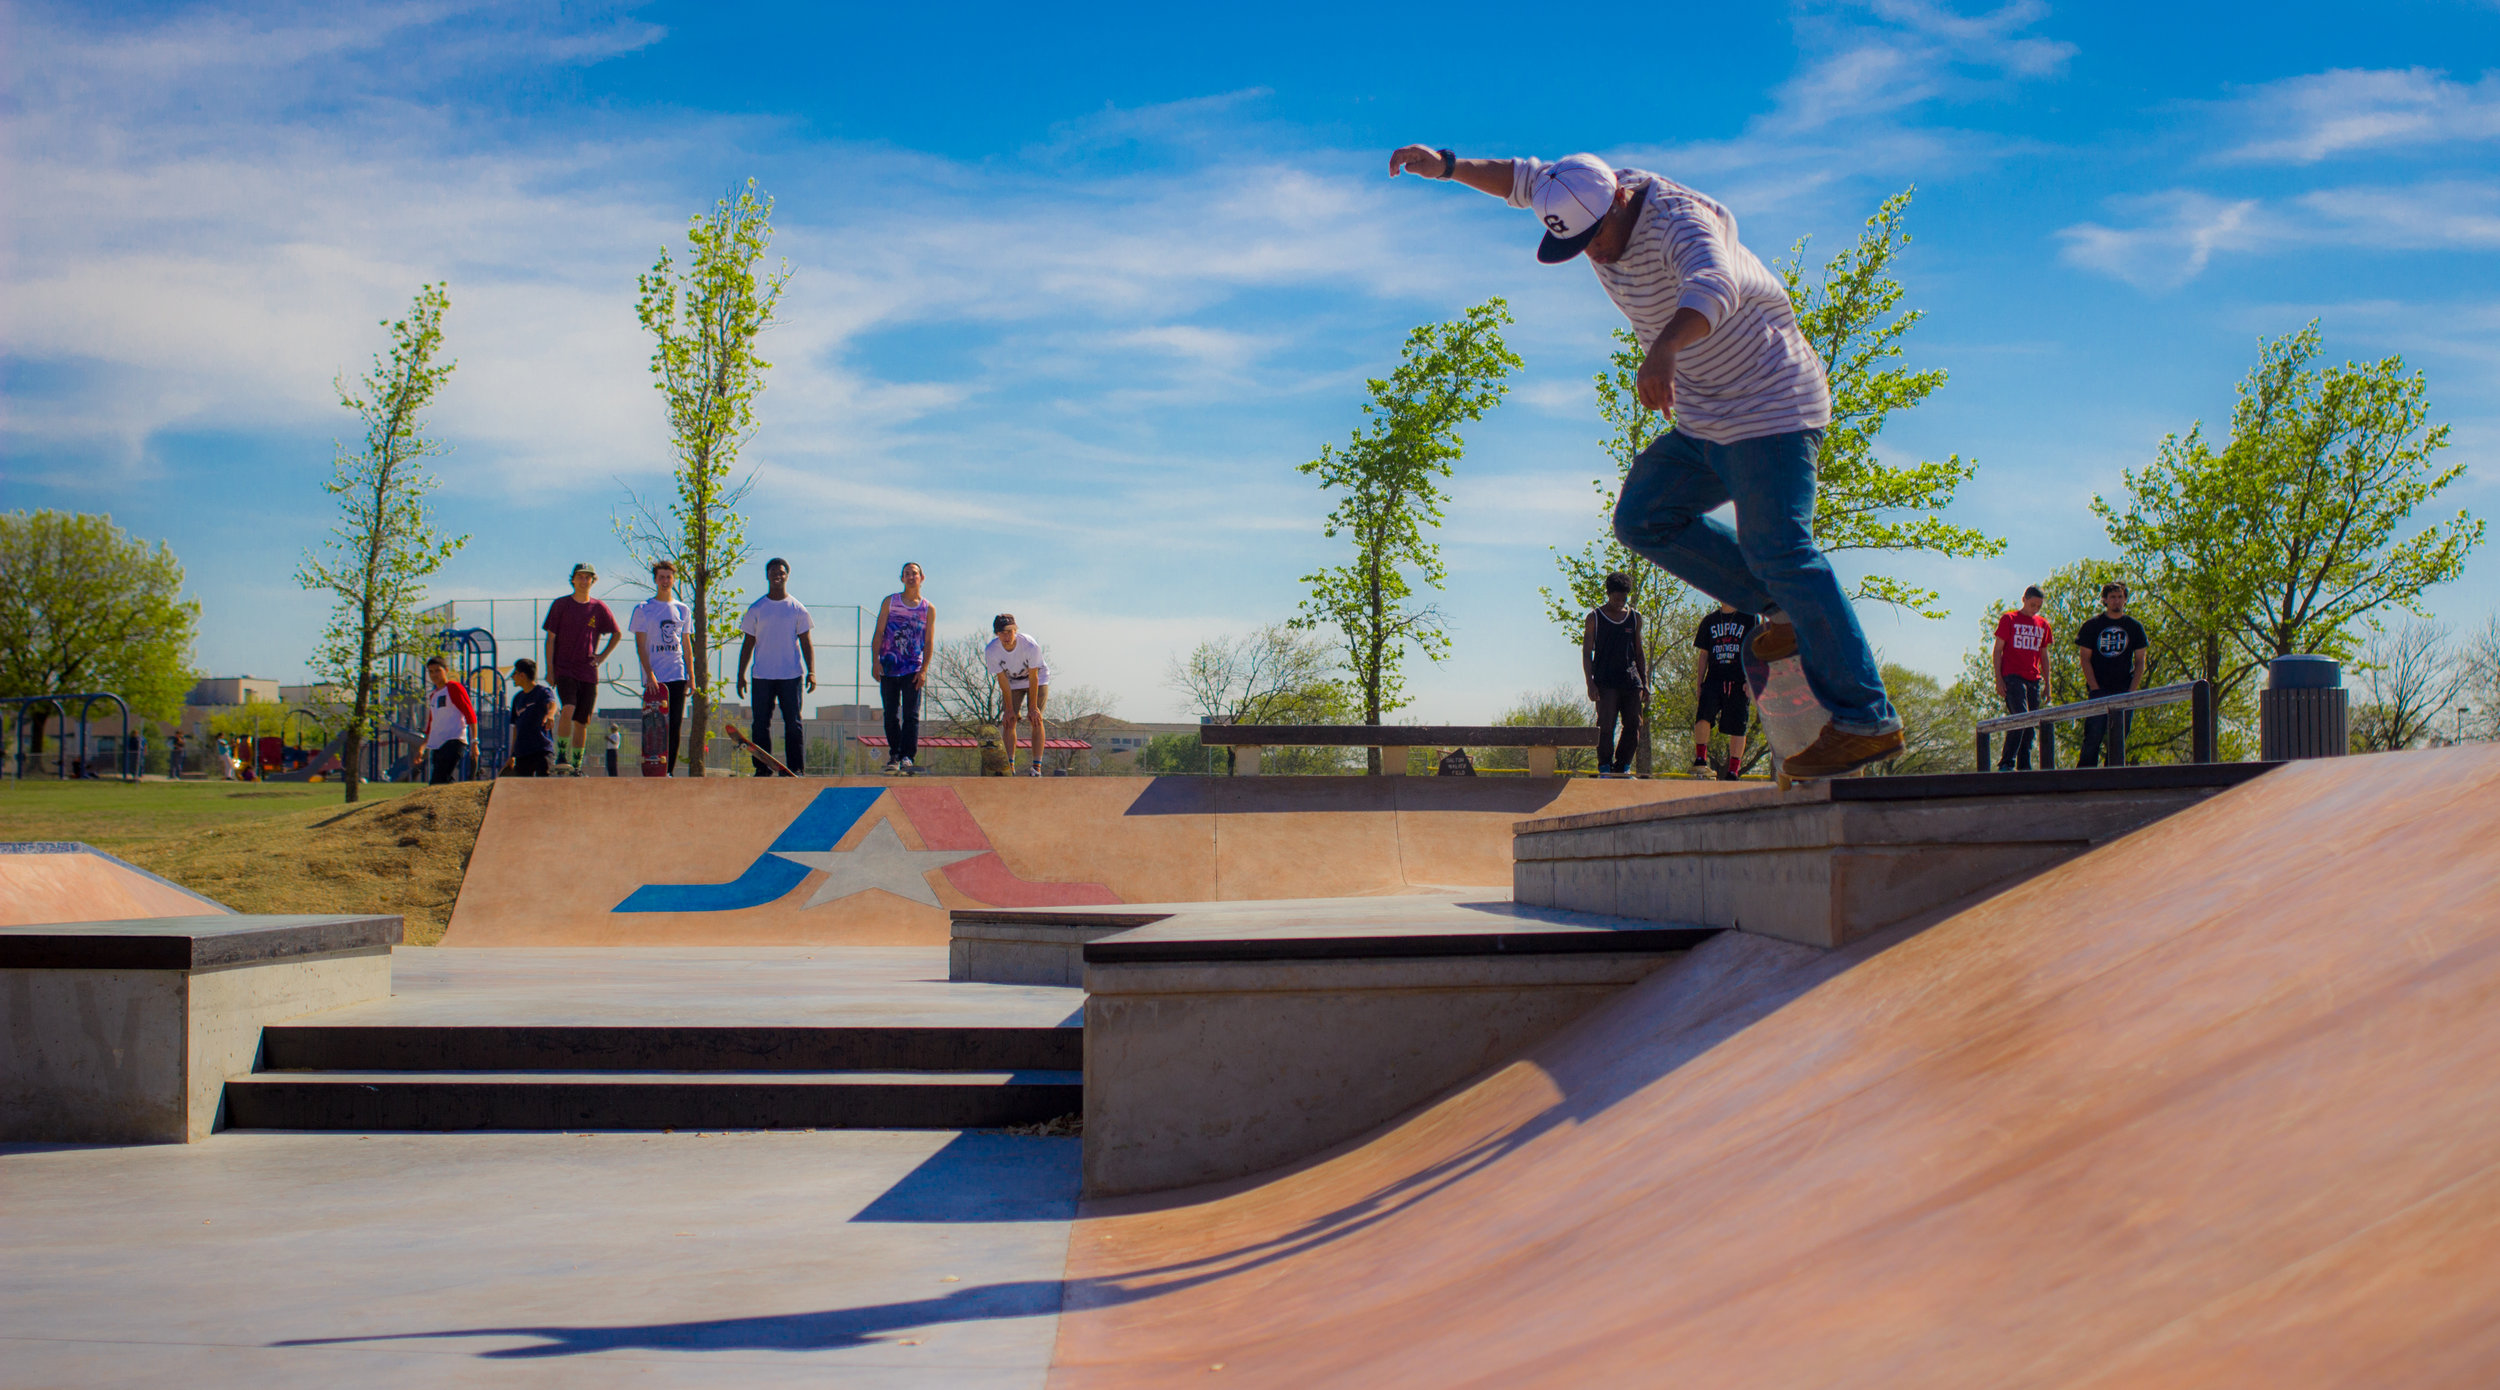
[[893, 785, 1121, 906]]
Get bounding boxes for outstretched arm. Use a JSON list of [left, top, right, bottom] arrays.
[[1388, 145, 1516, 199]]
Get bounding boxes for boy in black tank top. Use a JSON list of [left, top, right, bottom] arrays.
[[1582, 572, 1649, 776], [1693, 603, 1757, 779]]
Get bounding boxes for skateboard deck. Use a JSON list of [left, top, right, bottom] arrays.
[[1741, 646, 1830, 791], [639, 688, 669, 778], [722, 721, 795, 777]]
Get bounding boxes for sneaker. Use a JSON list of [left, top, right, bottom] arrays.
[[1779, 724, 1906, 780], [881, 758, 898, 776], [898, 758, 915, 775], [1022, 762, 1044, 777], [1718, 758, 1741, 782], [1748, 619, 1798, 663], [1690, 755, 1711, 778]]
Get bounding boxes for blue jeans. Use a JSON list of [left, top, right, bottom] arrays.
[[1613, 427, 1900, 735], [750, 677, 804, 775]]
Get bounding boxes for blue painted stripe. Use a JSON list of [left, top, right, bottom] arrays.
[[611, 788, 883, 914]]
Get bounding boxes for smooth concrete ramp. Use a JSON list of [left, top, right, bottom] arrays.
[[1049, 746, 2500, 1386], [0, 842, 233, 926], [445, 776, 1690, 947]]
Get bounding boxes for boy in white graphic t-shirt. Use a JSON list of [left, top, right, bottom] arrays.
[[983, 613, 1050, 776]]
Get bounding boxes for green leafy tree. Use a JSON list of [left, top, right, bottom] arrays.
[[1479, 685, 1597, 773], [1166, 624, 1351, 773], [0, 511, 200, 765], [1864, 663, 1982, 775], [1778, 187, 2003, 617], [1544, 329, 1712, 776], [618, 180, 789, 775], [296, 283, 466, 802], [1295, 299, 1520, 772], [2094, 322, 2483, 709]]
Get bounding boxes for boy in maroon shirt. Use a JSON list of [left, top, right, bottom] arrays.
[[540, 563, 620, 775], [1992, 585, 2053, 770]]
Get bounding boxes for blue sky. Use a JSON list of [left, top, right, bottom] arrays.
[[5, 0, 2496, 721]]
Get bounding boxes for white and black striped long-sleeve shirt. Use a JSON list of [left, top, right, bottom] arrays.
[[1509, 159, 1830, 444]]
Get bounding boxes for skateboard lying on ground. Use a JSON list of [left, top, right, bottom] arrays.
[[721, 722, 796, 777], [639, 687, 669, 778], [1742, 636, 1832, 792]]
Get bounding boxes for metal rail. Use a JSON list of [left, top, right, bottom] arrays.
[[1975, 679, 2215, 770]]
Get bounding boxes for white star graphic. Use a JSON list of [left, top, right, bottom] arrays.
[[773, 819, 985, 908]]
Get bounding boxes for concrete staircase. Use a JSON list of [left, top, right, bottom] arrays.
[[223, 1024, 1081, 1131]]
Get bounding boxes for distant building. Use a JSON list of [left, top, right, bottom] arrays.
[[186, 676, 279, 706]]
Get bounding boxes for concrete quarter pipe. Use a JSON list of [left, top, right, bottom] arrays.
[[1048, 747, 2500, 1386], [444, 776, 1689, 947]]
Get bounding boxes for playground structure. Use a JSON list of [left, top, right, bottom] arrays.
[[0, 692, 136, 780]]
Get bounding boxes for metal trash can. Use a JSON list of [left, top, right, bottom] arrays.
[[2260, 655, 2347, 760]]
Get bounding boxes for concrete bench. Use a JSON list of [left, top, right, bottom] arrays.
[[1, 914, 402, 1142], [1197, 724, 1599, 777]]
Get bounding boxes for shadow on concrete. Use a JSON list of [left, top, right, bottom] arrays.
[[851, 1131, 1080, 1224], [274, 922, 1926, 1361]]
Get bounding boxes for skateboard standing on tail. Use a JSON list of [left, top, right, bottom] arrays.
[[638, 686, 670, 777], [721, 722, 796, 778]]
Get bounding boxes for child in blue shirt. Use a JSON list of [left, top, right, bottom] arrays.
[[504, 658, 557, 777]]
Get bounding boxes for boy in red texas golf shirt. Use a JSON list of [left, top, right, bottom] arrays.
[[1992, 585, 2053, 770]]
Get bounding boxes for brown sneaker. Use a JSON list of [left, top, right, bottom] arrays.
[[1779, 724, 1905, 779], [1748, 619, 1798, 662]]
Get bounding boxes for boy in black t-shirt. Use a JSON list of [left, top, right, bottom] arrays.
[[1582, 573, 1649, 777], [1693, 604, 1758, 780], [2074, 582, 2150, 768], [503, 658, 557, 777]]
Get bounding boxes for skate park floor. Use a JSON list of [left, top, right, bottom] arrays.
[[324, 945, 1083, 1027], [0, 1127, 1079, 1389]]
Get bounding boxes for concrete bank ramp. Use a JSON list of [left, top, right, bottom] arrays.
[[445, 776, 1690, 947], [0, 842, 232, 926], [1050, 747, 2500, 1386]]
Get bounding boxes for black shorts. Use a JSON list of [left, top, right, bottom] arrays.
[[510, 750, 551, 777], [1694, 677, 1751, 735], [553, 675, 599, 720]]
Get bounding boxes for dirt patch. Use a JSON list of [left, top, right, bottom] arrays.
[[124, 784, 491, 946]]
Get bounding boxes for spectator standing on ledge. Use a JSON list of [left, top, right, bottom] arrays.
[[605, 723, 621, 777], [985, 614, 1050, 776], [1582, 572, 1649, 777], [628, 560, 695, 776], [1387, 143, 1902, 777], [540, 563, 620, 775], [504, 658, 555, 777], [421, 654, 475, 786], [2075, 582, 2150, 768], [1693, 603, 1757, 780], [1993, 585, 2054, 771], [873, 562, 935, 775], [168, 730, 186, 780], [736, 557, 815, 776]]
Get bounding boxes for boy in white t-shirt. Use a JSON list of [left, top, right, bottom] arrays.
[[734, 557, 815, 776], [984, 613, 1050, 776], [628, 560, 696, 775]]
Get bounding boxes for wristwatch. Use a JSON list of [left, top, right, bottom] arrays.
[[1439, 148, 1457, 179]]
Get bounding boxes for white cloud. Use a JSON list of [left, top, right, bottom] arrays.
[[2217, 67, 2500, 164], [2056, 191, 2271, 290], [1615, 0, 2072, 216]]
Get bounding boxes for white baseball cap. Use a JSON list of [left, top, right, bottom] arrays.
[[1533, 154, 1620, 264]]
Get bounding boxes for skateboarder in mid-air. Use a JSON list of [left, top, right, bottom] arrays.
[[1391, 145, 1903, 778]]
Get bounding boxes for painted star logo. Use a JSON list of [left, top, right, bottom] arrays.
[[772, 820, 982, 908]]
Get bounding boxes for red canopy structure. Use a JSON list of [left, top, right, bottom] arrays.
[[853, 736, 1090, 750]]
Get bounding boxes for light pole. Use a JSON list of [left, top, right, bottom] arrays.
[[2459, 705, 2474, 746]]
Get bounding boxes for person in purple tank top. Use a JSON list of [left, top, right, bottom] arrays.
[[872, 562, 935, 775]]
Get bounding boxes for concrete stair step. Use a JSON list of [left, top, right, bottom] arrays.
[[223, 1069, 1083, 1132], [258, 1024, 1082, 1073]]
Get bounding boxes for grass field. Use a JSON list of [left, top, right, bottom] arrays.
[[1, 778, 487, 946]]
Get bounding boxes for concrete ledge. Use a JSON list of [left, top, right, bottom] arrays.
[[1516, 767, 2277, 949], [950, 910, 1170, 986], [1, 915, 401, 1143], [1075, 896, 1705, 1197]]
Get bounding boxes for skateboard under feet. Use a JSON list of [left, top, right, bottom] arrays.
[[1741, 636, 1832, 792]]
